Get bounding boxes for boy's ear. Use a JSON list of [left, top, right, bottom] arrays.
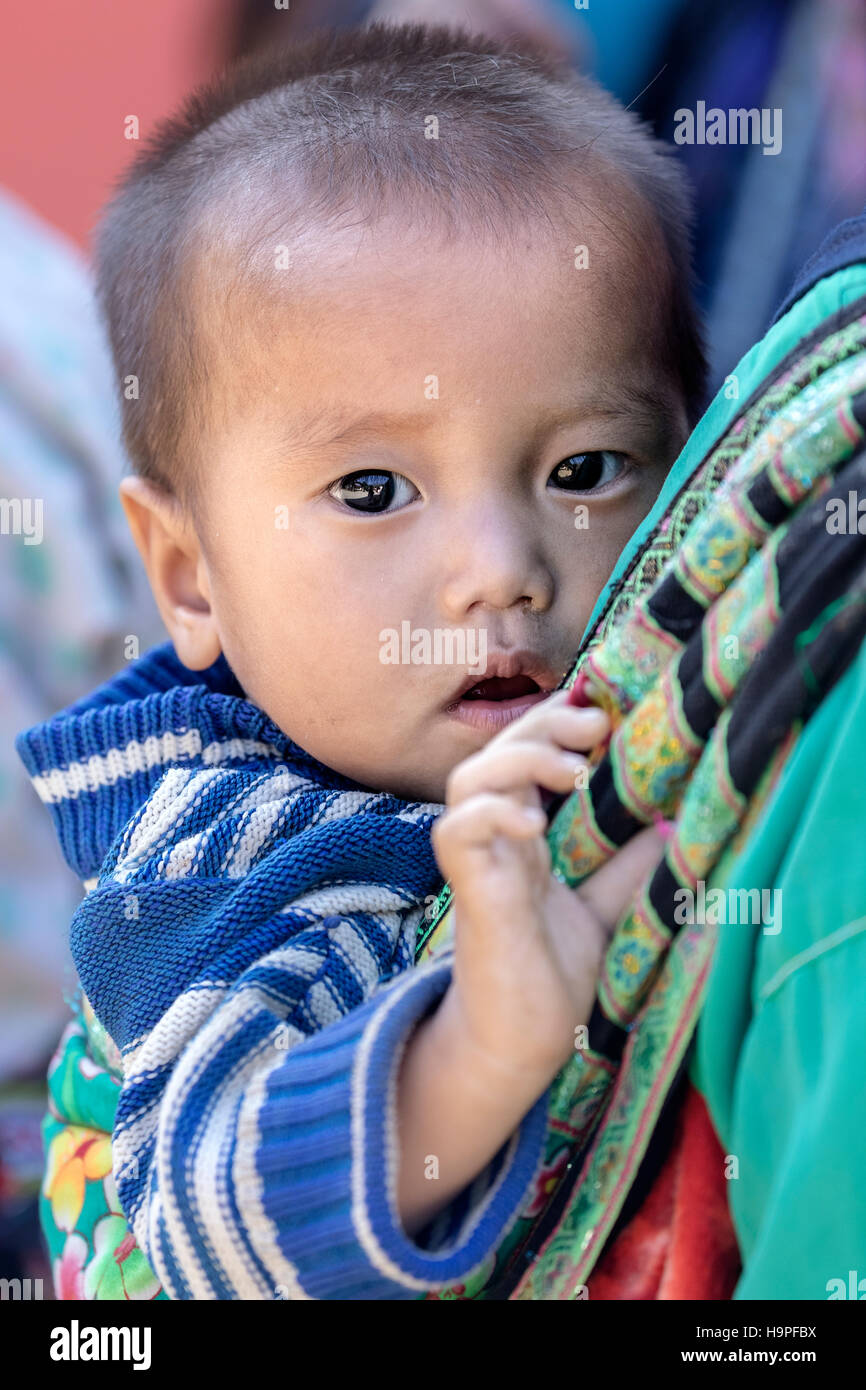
[[119, 476, 222, 671]]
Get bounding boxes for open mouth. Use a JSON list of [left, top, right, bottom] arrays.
[[460, 674, 542, 701], [446, 673, 552, 732]]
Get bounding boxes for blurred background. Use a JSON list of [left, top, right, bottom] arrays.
[[1, 0, 864, 1294]]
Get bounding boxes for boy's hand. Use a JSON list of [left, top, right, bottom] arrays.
[[431, 690, 664, 1082]]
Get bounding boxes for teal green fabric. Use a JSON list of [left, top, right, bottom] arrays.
[[582, 259, 866, 1300], [694, 270, 866, 1300], [695, 634, 866, 1299]]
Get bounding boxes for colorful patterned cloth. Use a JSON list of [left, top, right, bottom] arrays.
[[417, 298, 866, 1299], [40, 1000, 164, 1300]]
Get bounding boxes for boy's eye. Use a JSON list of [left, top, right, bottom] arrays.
[[548, 451, 628, 492], [327, 470, 419, 514]]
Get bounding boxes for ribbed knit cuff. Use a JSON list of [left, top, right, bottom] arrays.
[[256, 957, 549, 1300]]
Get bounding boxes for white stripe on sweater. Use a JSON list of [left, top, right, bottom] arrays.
[[278, 883, 411, 918], [236, 1049, 311, 1300], [349, 953, 521, 1290], [156, 768, 308, 881], [150, 987, 307, 1298], [332, 919, 396, 992], [305, 979, 347, 1029], [308, 789, 384, 828], [31, 730, 202, 804], [116, 768, 218, 873], [191, 1025, 284, 1297], [396, 801, 444, 824], [350, 962, 446, 1289], [201, 738, 283, 765], [121, 984, 230, 1079], [224, 794, 298, 877]]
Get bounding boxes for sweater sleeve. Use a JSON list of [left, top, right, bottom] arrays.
[[115, 943, 548, 1301], [68, 764, 549, 1300]]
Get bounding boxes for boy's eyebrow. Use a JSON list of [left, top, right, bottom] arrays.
[[537, 382, 684, 433], [281, 382, 683, 457], [283, 408, 434, 455]]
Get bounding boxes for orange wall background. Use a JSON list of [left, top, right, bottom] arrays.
[[0, 0, 235, 253]]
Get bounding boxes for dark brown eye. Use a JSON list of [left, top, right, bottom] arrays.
[[548, 452, 627, 491], [328, 470, 418, 514]]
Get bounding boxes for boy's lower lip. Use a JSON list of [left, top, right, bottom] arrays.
[[444, 689, 551, 732]]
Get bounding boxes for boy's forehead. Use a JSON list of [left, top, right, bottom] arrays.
[[191, 170, 679, 436], [200, 150, 666, 310], [238, 186, 651, 298]]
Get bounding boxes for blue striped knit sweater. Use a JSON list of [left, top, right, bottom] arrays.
[[17, 642, 548, 1299]]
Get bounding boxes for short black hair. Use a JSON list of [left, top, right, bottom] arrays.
[[95, 21, 707, 505]]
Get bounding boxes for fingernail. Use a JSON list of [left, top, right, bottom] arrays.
[[653, 814, 676, 842], [566, 673, 591, 707]]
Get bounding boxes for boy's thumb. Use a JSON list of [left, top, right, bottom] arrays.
[[575, 824, 668, 942]]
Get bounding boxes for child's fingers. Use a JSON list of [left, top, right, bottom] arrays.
[[536, 704, 609, 751], [576, 825, 666, 943], [492, 691, 610, 752], [432, 791, 548, 863], [444, 700, 609, 807], [445, 740, 590, 807]]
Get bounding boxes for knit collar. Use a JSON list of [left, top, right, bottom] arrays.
[[16, 641, 376, 881]]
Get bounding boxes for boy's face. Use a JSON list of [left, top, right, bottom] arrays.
[[138, 197, 689, 804]]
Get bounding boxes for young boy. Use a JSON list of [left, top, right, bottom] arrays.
[[19, 22, 706, 1298]]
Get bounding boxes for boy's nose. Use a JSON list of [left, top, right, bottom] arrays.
[[437, 507, 554, 620]]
